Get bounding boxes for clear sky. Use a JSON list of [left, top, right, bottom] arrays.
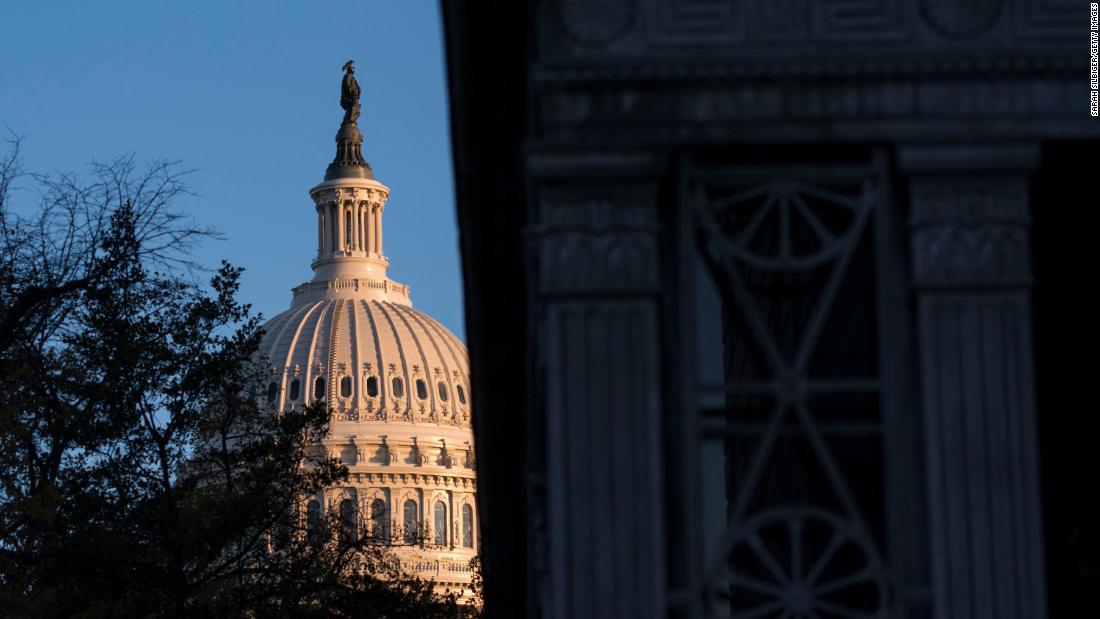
[[0, 2, 464, 338]]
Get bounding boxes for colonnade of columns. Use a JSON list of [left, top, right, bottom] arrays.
[[316, 200, 384, 257]]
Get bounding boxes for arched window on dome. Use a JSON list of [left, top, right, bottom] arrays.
[[461, 504, 474, 548], [314, 376, 325, 400], [306, 499, 324, 546], [437, 381, 449, 402], [366, 375, 379, 397], [339, 496, 357, 543], [415, 378, 428, 400], [370, 498, 389, 542], [289, 379, 300, 401], [402, 499, 418, 544], [391, 376, 405, 398], [433, 501, 447, 546], [456, 384, 467, 405], [340, 376, 352, 398], [266, 381, 278, 404]]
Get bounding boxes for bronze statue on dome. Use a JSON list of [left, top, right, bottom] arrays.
[[340, 60, 361, 125]]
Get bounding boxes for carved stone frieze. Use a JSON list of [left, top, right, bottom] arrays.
[[541, 0, 1077, 59], [536, 75, 1092, 143], [531, 178, 659, 296], [558, 0, 637, 46], [919, 0, 1004, 39], [909, 180, 1031, 289]]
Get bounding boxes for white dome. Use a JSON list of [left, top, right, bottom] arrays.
[[259, 296, 471, 431], [255, 98, 478, 592]]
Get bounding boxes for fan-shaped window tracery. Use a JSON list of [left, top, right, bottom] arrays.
[[438, 381, 449, 402], [366, 375, 379, 397], [340, 375, 352, 398], [415, 378, 428, 400], [391, 376, 405, 398]]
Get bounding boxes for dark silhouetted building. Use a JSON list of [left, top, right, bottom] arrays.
[[442, 2, 1097, 617]]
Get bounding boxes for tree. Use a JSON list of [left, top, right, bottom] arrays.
[[0, 135, 471, 617]]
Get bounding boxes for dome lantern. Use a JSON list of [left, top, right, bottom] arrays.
[[301, 61, 398, 301]]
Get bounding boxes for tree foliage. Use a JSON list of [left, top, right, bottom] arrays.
[[0, 135, 472, 617]]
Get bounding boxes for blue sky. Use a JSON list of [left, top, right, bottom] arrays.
[[0, 2, 464, 338]]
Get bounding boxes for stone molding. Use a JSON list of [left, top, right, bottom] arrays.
[[909, 180, 1032, 289], [528, 152, 662, 296], [320, 436, 477, 475], [541, 0, 1080, 57]]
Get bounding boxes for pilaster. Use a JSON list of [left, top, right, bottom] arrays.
[[528, 150, 665, 619], [900, 143, 1046, 619]]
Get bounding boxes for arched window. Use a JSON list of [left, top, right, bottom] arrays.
[[415, 378, 428, 400], [289, 379, 300, 401], [340, 376, 352, 398], [403, 499, 418, 544], [456, 384, 467, 405], [306, 499, 324, 546], [438, 381, 449, 402], [366, 375, 379, 397], [370, 498, 389, 542], [345, 210, 352, 248], [339, 497, 357, 543], [461, 504, 474, 548], [314, 376, 325, 400], [433, 501, 447, 546], [391, 376, 405, 398], [266, 381, 278, 403]]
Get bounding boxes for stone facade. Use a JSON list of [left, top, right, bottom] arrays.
[[444, 1, 1097, 617]]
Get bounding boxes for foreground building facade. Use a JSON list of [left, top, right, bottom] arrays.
[[443, 2, 1097, 617], [259, 63, 477, 594]]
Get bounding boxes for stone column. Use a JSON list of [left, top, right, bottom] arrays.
[[374, 205, 383, 257], [529, 151, 665, 619], [328, 202, 338, 254], [900, 144, 1047, 619]]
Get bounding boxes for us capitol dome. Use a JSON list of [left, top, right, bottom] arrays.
[[258, 61, 477, 594]]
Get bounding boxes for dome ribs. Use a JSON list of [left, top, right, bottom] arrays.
[[326, 299, 345, 409], [303, 301, 335, 407], [383, 300, 438, 422], [263, 300, 471, 428], [271, 302, 323, 412], [388, 302, 466, 422], [345, 299, 361, 415], [370, 299, 412, 422], [359, 299, 388, 418]]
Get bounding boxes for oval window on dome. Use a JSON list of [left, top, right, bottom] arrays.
[[391, 377, 405, 398], [415, 378, 428, 400], [456, 384, 467, 405], [266, 381, 278, 403], [289, 379, 300, 401], [340, 376, 352, 398], [314, 376, 325, 400], [437, 381, 449, 402], [366, 376, 379, 397]]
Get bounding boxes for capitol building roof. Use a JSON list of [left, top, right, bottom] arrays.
[[258, 60, 477, 595]]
